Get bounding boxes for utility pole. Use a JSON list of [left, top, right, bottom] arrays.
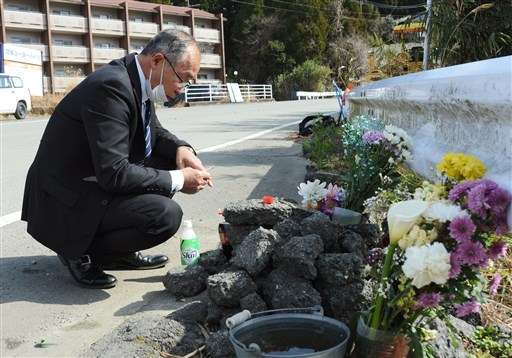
[[423, 0, 433, 70]]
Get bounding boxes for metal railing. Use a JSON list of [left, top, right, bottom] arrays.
[[184, 84, 273, 103]]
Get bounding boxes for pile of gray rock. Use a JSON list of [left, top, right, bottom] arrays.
[[159, 198, 380, 357]]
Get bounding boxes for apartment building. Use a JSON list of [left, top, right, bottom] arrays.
[[0, 0, 226, 93]]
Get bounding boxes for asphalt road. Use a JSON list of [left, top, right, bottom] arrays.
[[0, 99, 337, 357]]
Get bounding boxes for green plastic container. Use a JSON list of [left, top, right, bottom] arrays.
[[180, 220, 200, 265]]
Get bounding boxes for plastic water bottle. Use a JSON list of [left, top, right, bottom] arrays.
[[180, 220, 200, 266]]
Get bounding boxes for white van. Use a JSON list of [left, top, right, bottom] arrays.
[[0, 73, 32, 119]]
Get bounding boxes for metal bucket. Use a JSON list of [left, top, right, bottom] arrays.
[[227, 307, 350, 358]]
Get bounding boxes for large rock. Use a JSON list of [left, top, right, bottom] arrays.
[[166, 301, 208, 324], [207, 270, 257, 307], [261, 269, 321, 309], [426, 318, 469, 357], [163, 265, 208, 298], [344, 223, 381, 249], [316, 253, 363, 286], [300, 212, 339, 252], [231, 228, 279, 276], [205, 330, 235, 358], [199, 249, 228, 275], [240, 293, 267, 313], [206, 301, 240, 329], [274, 218, 302, 245], [339, 230, 367, 258], [87, 314, 204, 358], [226, 224, 259, 248], [318, 281, 372, 324], [273, 235, 324, 280], [223, 199, 294, 227]]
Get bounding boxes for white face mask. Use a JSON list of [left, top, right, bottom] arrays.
[[146, 61, 167, 104]]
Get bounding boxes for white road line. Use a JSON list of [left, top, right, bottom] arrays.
[[0, 120, 300, 228], [0, 211, 21, 228], [197, 120, 300, 153]]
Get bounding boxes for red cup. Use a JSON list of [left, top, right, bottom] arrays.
[[262, 195, 274, 205]]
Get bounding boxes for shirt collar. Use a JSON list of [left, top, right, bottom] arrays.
[[135, 55, 150, 103]]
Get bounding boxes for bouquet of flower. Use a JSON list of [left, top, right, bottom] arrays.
[[342, 124, 413, 212], [363, 153, 511, 356], [297, 180, 346, 215]]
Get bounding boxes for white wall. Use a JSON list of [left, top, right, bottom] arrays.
[[349, 55, 512, 226]]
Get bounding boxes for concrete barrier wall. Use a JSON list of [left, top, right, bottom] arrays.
[[348, 55, 512, 224]]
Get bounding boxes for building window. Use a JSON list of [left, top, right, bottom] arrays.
[[11, 36, 31, 44], [54, 39, 73, 46], [52, 9, 72, 16], [6, 4, 32, 11], [197, 74, 208, 80]]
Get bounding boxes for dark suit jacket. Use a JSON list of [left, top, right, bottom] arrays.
[[21, 53, 192, 258]]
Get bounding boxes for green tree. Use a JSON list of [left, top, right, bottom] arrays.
[[430, 1, 512, 66]]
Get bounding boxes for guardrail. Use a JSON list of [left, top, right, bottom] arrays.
[[185, 84, 273, 103], [296, 91, 336, 100], [348, 56, 512, 224]]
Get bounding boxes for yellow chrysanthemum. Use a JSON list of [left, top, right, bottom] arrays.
[[437, 152, 486, 181]]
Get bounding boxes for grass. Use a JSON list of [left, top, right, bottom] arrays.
[[31, 93, 66, 116]]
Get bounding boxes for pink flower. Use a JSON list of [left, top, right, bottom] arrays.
[[488, 240, 508, 260], [489, 274, 502, 296], [448, 216, 476, 242], [362, 131, 385, 145], [455, 299, 481, 317], [454, 240, 488, 267], [416, 292, 443, 309]]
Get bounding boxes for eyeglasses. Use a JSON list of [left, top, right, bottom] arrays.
[[163, 54, 192, 90]]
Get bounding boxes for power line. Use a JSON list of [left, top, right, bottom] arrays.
[[362, 0, 426, 10], [267, 0, 392, 17], [230, 0, 395, 20]]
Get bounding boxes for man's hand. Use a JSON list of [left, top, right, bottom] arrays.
[[176, 146, 213, 187], [181, 167, 212, 194], [176, 146, 203, 170]]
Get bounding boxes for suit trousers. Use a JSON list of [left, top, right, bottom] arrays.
[[86, 156, 182, 258]]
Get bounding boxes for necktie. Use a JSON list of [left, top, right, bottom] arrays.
[[144, 99, 152, 158]]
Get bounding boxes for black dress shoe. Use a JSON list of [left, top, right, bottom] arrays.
[[58, 255, 117, 289], [100, 252, 169, 270]]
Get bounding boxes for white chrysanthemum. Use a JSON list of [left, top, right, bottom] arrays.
[[297, 179, 328, 206], [402, 242, 451, 288], [423, 201, 468, 222]]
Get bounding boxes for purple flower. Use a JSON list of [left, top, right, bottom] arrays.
[[362, 131, 385, 145], [449, 180, 479, 201], [455, 240, 488, 267], [488, 187, 512, 215], [488, 240, 508, 260], [416, 292, 443, 309], [449, 253, 462, 278], [489, 274, 502, 296], [455, 299, 481, 317], [449, 216, 476, 242]]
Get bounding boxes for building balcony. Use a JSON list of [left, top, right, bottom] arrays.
[[52, 45, 90, 63], [4, 10, 46, 30], [50, 14, 88, 33], [93, 48, 127, 63], [200, 53, 221, 68], [195, 28, 220, 43], [44, 76, 85, 93], [91, 18, 125, 36], [162, 23, 191, 34], [129, 21, 158, 38]]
